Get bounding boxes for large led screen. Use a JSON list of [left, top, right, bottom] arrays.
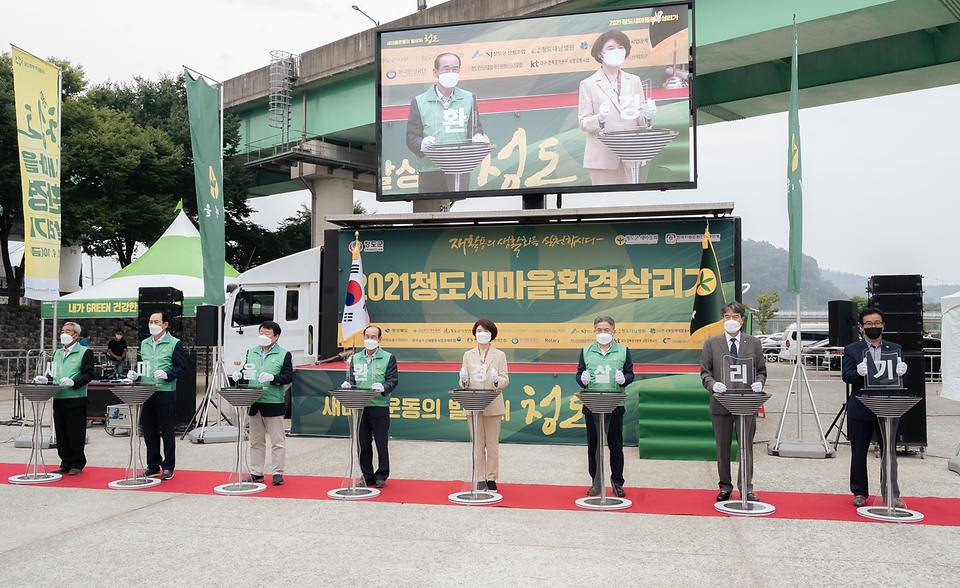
[[377, 2, 695, 201]]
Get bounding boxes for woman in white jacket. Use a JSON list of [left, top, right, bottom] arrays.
[[459, 318, 510, 491]]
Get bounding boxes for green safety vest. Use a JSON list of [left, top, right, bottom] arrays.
[[352, 348, 393, 408], [52, 345, 88, 399], [581, 342, 627, 392], [244, 344, 288, 404], [414, 86, 477, 173], [139, 333, 182, 392]]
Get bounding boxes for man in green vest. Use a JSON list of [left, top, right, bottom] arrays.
[[33, 321, 95, 475], [231, 320, 294, 486], [126, 311, 187, 480], [405, 52, 486, 193], [340, 325, 399, 488], [575, 315, 635, 498]]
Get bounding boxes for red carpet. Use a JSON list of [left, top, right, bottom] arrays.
[[4, 462, 959, 526]]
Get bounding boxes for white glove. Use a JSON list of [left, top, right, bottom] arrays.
[[857, 360, 868, 377], [340, 380, 352, 389], [615, 370, 626, 385], [59, 377, 74, 388], [153, 369, 167, 381], [232, 371, 242, 382], [580, 371, 591, 386], [471, 133, 485, 143], [258, 372, 275, 383], [127, 370, 140, 380], [598, 101, 610, 124], [751, 381, 763, 393], [459, 367, 468, 384], [643, 98, 657, 120], [372, 382, 385, 392], [896, 359, 908, 376], [33, 375, 49, 384], [420, 136, 436, 152], [490, 368, 499, 385], [713, 382, 727, 394]]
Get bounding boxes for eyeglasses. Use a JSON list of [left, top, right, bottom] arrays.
[[862, 321, 884, 328]]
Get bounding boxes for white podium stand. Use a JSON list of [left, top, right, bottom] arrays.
[[596, 128, 678, 183], [108, 385, 161, 489], [856, 395, 924, 522], [712, 392, 775, 516], [8, 385, 62, 485], [327, 388, 381, 500], [575, 391, 631, 511], [447, 389, 503, 505], [214, 387, 268, 495], [423, 142, 495, 191]]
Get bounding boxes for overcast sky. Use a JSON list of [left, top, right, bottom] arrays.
[[5, 0, 959, 288]]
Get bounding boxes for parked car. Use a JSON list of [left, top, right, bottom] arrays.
[[779, 324, 830, 362], [760, 332, 783, 361], [803, 338, 844, 370]]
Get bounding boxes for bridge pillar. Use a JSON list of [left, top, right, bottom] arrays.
[[310, 177, 354, 247]]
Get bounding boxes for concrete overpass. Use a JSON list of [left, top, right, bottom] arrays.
[[222, 0, 960, 244]]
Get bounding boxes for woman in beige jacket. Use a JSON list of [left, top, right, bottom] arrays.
[[459, 318, 509, 491]]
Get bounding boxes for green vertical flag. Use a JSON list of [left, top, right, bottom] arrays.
[[787, 20, 803, 295], [185, 71, 225, 306], [689, 226, 726, 343]]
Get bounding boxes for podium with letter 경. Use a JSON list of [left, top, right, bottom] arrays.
[[327, 387, 382, 500], [447, 388, 503, 505], [713, 392, 776, 516], [107, 385, 161, 489], [575, 391, 631, 511], [8, 385, 63, 485]]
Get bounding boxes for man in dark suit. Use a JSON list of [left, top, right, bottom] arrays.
[[699, 301, 767, 502], [841, 307, 909, 508]]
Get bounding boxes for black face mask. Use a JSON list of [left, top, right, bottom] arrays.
[[863, 327, 883, 340]]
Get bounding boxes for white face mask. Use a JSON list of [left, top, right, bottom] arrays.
[[115, 334, 123, 340], [364, 338, 379, 351], [437, 72, 459, 89], [149, 323, 163, 336], [475, 331, 492, 345], [724, 319, 742, 334], [596, 332, 613, 345], [60, 333, 74, 346], [258, 335, 272, 347], [602, 48, 626, 67]]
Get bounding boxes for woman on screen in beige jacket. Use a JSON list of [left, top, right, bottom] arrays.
[[458, 318, 510, 492]]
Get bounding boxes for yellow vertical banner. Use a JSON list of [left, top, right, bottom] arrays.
[[11, 46, 62, 300]]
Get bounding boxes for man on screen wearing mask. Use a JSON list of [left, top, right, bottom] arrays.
[[405, 52, 485, 193], [231, 321, 294, 486], [842, 307, 909, 508], [699, 301, 767, 502], [126, 311, 187, 480], [34, 322, 95, 475], [575, 316, 635, 498], [341, 325, 399, 488]]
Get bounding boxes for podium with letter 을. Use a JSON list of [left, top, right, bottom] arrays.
[[856, 395, 924, 523], [107, 385, 161, 489], [8, 385, 62, 485], [327, 388, 381, 500], [214, 387, 268, 496], [447, 389, 503, 505], [713, 392, 776, 516], [575, 391, 631, 511]]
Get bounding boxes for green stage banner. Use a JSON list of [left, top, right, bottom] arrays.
[[339, 219, 739, 364], [41, 297, 202, 319]]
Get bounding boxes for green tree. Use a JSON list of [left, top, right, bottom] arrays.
[[851, 295, 868, 314], [747, 291, 780, 334]]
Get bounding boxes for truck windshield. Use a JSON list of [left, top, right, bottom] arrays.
[[231, 290, 275, 327]]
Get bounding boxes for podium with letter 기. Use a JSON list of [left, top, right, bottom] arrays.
[[448, 389, 502, 505], [575, 391, 631, 511]]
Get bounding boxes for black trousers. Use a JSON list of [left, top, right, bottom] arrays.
[[53, 398, 87, 470], [358, 406, 390, 482], [849, 415, 900, 498], [142, 392, 176, 470], [583, 406, 624, 486]]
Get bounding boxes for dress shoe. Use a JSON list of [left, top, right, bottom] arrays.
[[746, 492, 759, 502], [486, 480, 497, 491], [375, 479, 385, 488], [142, 467, 161, 478], [476, 480, 487, 491], [160, 469, 174, 480], [894, 498, 905, 509], [68, 468, 82, 476], [363, 479, 376, 487], [852, 495, 867, 507], [716, 491, 732, 502], [243, 474, 265, 483], [612, 484, 626, 498], [52, 466, 70, 474], [272, 474, 284, 486], [587, 483, 601, 497]]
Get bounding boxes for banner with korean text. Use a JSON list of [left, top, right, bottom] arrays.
[[12, 46, 61, 300]]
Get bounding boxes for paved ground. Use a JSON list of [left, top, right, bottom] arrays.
[[1, 364, 959, 587]]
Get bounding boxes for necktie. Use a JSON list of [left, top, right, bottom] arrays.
[[730, 339, 738, 359]]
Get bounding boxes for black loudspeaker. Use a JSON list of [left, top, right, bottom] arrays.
[[881, 332, 924, 354], [828, 300, 859, 347], [175, 352, 197, 426], [867, 294, 923, 313], [868, 274, 922, 295], [873, 311, 923, 334], [138, 287, 183, 338], [894, 353, 926, 447], [195, 305, 222, 347]]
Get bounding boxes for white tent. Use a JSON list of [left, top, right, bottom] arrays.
[[942, 290, 960, 401]]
